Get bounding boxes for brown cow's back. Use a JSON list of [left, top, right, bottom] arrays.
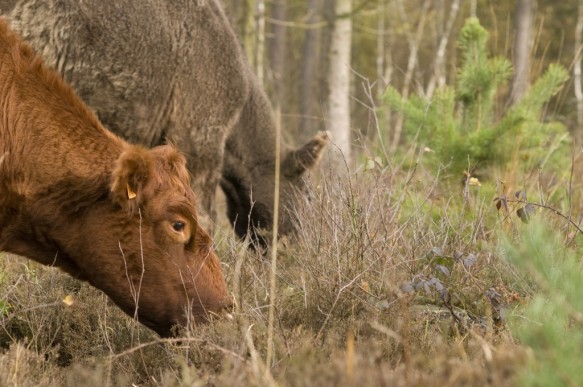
[[0, 18, 231, 337]]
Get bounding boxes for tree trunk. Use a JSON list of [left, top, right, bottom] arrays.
[[470, 0, 477, 17], [390, 0, 430, 151], [510, 0, 533, 105], [240, 0, 265, 83], [575, 0, 583, 142], [243, 0, 256, 66], [375, 0, 391, 158], [425, 0, 461, 99], [300, 0, 323, 138], [376, 0, 386, 85], [268, 0, 287, 106], [326, 0, 352, 167], [255, 0, 265, 85]]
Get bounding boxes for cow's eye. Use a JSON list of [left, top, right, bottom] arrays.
[[171, 221, 185, 232]]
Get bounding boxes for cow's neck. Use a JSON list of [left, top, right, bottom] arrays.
[[2, 84, 123, 194], [0, 92, 121, 275]]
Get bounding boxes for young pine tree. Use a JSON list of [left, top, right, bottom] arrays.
[[384, 17, 569, 177], [502, 221, 583, 386]]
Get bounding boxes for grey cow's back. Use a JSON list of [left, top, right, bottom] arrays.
[[1, 0, 250, 221], [1, 0, 329, 243]]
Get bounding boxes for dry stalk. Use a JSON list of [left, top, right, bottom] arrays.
[[345, 326, 355, 383], [246, 324, 278, 386], [118, 208, 145, 346], [107, 337, 244, 361], [266, 107, 281, 371], [401, 294, 411, 384]]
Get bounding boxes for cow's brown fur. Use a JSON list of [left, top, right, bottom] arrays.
[[0, 0, 329, 246], [0, 18, 231, 337]]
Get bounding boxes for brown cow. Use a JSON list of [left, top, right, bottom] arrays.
[[0, 18, 231, 337], [0, 0, 329, 247]]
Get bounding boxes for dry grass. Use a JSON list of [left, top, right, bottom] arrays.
[[0, 159, 543, 386]]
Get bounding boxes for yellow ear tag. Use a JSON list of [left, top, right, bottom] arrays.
[[126, 184, 137, 199]]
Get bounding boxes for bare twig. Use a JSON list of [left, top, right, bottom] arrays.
[[502, 198, 583, 235], [359, 75, 389, 161], [107, 337, 244, 361]]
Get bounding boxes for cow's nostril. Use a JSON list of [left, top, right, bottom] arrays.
[[218, 295, 235, 316], [223, 295, 235, 310]]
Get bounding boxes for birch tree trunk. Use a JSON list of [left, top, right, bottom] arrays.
[[470, 0, 477, 18], [376, 0, 385, 87], [390, 0, 430, 151], [326, 0, 353, 167], [375, 0, 392, 158], [268, 0, 287, 105], [243, 0, 255, 62], [300, 0, 323, 138], [241, 0, 265, 84], [575, 0, 583, 142], [510, 0, 533, 105], [255, 0, 265, 85], [425, 0, 461, 99]]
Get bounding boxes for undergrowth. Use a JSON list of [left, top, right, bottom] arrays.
[[0, 154, 550, 386]]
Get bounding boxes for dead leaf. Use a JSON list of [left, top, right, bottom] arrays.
[[62, 295, 74, 307]]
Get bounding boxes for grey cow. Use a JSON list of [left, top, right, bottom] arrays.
[[1, 0, 328, 245]]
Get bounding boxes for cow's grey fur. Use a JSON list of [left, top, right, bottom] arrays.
[[0, 0, 328, 244]]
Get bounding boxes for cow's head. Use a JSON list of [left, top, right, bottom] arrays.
[[221, 132, 329, 248], [67, 144, 231, 336]]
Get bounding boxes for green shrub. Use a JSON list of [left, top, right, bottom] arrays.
[[384, 17, 570, 176], [502, 220, 583, 386]]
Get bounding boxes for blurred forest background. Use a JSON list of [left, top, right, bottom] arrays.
[[222, 0, 580, 169], [4, 2, 583, 385]]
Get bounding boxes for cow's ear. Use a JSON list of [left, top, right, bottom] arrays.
[[282, 131, 329, 177], [152, 144, 191, 182], [110, 145, 153, 213]]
